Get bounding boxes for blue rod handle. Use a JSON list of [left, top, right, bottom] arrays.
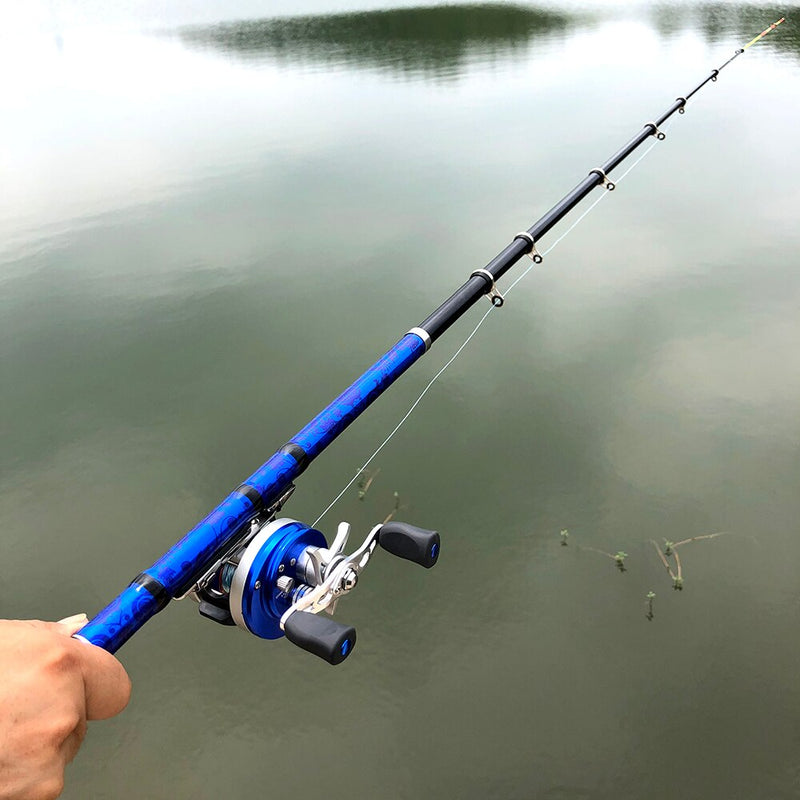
[[79, 332, 428, 652]]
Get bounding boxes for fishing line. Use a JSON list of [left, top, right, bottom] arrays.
[[313, 119, 672, 527], [79, 18, 784, 655], [313, 305, 494, 526]]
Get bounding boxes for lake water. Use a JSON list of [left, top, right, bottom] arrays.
[[2, 2, 799, 798]]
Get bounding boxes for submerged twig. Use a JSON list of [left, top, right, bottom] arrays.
[[382, 491, 405, 524], [357, 468, 381, 501], [671, 531, 731, 550], [672, 549, 683, 590], [658, 531, 731, 589], [651, 539, 677, 580]]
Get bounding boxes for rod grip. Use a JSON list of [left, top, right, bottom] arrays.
[[283, 611, 356, 665], [378, 522, 440, 568]]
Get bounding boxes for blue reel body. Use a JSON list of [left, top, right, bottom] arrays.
[[199, 515, 439, 664], [229, 519, 326, 639]]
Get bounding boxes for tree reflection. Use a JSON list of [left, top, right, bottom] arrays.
[[180, 4, 574, 81]]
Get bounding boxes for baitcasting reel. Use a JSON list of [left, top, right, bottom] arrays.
[[185, 496, 440, 665]]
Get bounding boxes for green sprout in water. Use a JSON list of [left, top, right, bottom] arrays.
[[582, 546, 629, 573], [646, 591, 656, 620], [382, 491, 403, 524], [673, 575, 683, 591], [663, 540, 674, 556], [560, 529, 569, 546]]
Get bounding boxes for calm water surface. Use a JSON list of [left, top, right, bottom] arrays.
[[2, 2, 799, 798]]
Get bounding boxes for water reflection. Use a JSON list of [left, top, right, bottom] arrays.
[[179, 4, 575, 80], [178, 2, 800, 80], [5, 5, 800, 799]]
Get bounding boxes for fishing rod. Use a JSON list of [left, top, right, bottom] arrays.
[[76, 18, 785, 663]]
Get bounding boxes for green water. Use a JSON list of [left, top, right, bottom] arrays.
[[2, 3, 799, 798]]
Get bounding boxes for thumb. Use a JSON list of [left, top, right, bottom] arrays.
[[57, 613, 90, 636], [20, 616, 87, 637], [17, 618, 132, 719], [72, 637, 132, 720]]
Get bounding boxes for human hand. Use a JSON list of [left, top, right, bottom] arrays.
[[0, 616, 131, 800]]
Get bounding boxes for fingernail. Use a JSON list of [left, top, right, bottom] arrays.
[[57, 613, 88, 626]]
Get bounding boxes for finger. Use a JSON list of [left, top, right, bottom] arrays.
[[60, 716, 88, 765], [56, 613, 89, 636], [70, 639, 132, 720], [20, 618, 86, 638]]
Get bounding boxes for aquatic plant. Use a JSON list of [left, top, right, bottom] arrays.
[[382, 491, 404, 524], [357, 468, 381, 500], [646, 591, 656, 620], [581, 545, 629, 573], [654, 531, 732, 590], [652, 539, 679, 585]]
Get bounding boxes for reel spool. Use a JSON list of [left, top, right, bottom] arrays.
[[190, 516, 440, 665]]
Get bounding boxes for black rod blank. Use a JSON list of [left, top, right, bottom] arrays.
[[418, 48, 750, 343]]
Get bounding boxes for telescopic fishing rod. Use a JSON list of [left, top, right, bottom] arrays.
[[76, 18, 785, 663]]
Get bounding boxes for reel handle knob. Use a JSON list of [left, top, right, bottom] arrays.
[[378, 522, 440, 568], [284, 611, 356, 665]]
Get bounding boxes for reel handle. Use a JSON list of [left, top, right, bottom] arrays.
[[378, 522, 440, 568], [283, 611, 356, 665]]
